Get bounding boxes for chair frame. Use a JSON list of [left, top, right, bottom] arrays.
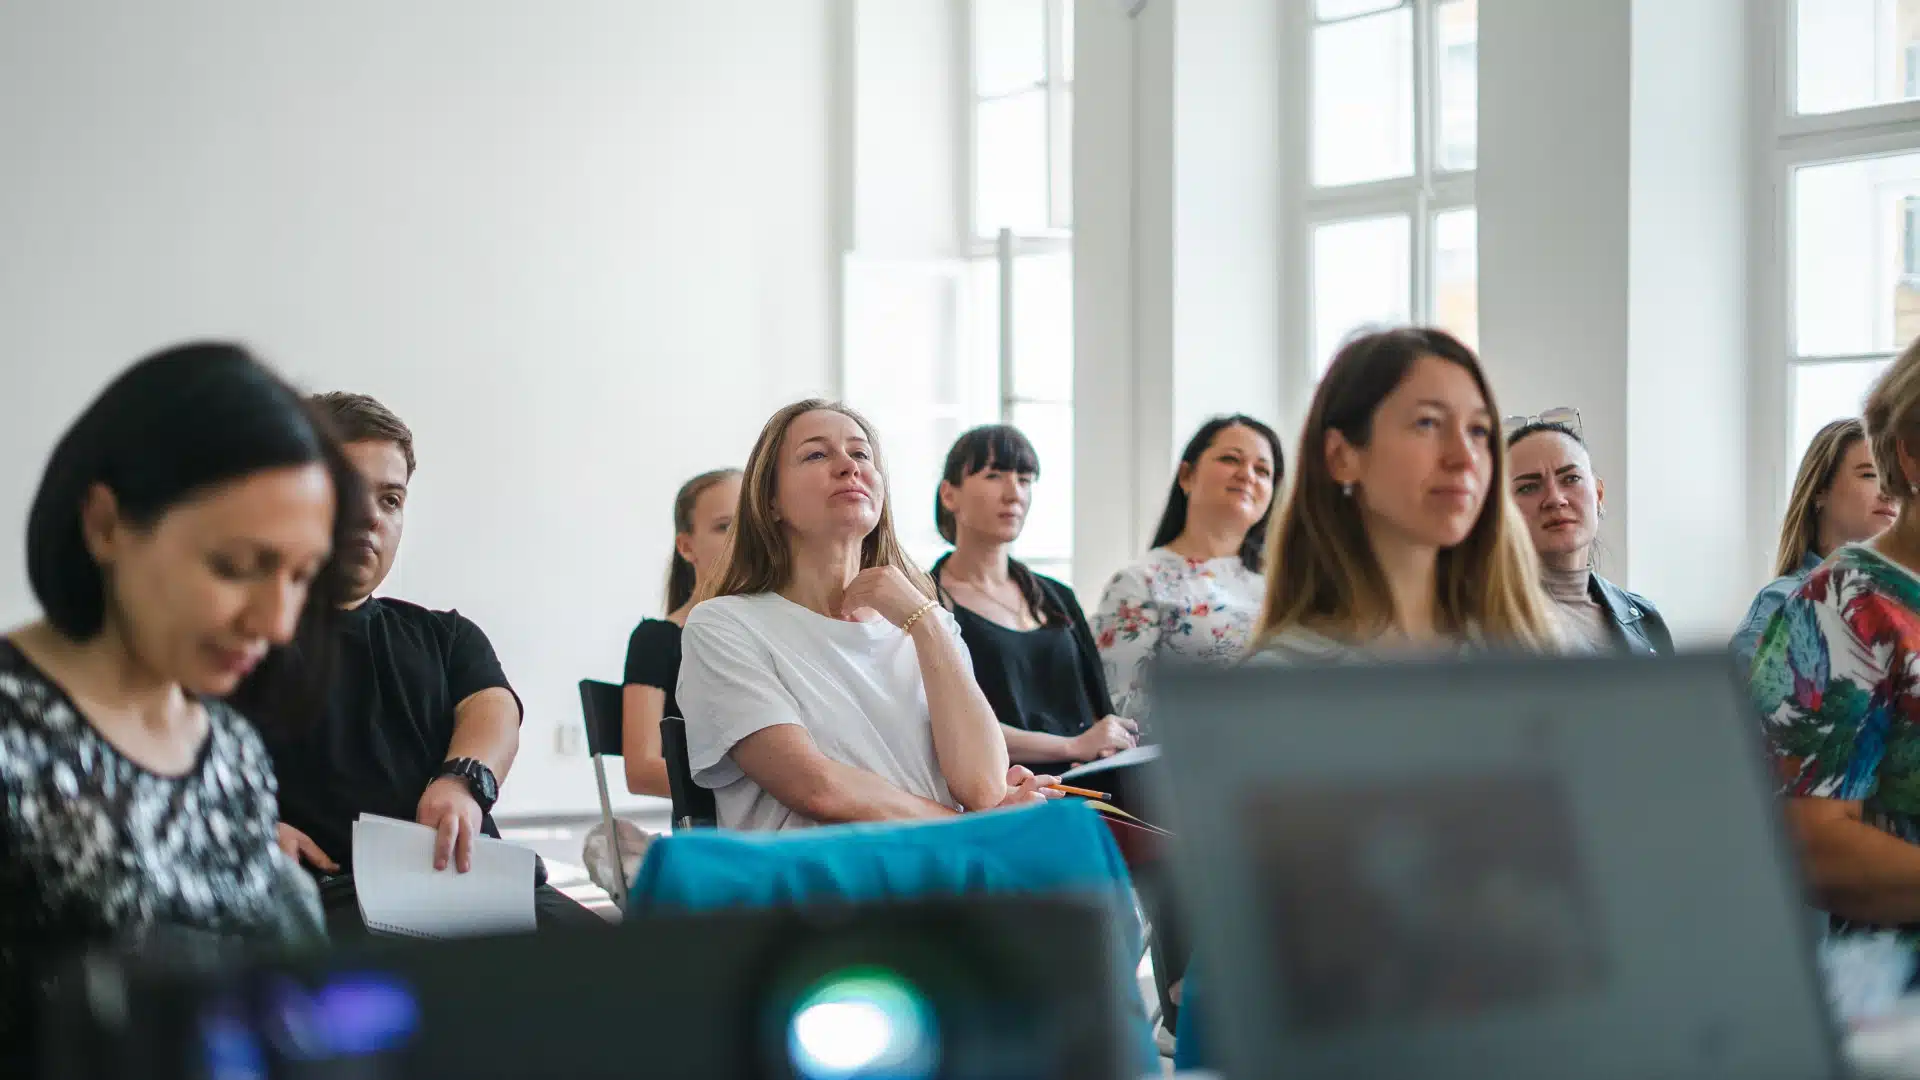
[[575, 679, 629, 907]]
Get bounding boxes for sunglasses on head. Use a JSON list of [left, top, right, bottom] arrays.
[[1502, 406, 1583, 440]]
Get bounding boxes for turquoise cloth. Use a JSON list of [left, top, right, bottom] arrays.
[[629, 800, 1158, 1072]]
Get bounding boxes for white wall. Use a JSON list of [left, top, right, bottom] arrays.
[[0, 0, 835, 815]]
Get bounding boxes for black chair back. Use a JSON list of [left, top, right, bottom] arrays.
[[659, 716, 717, 829], [576, 679, 625, 757]]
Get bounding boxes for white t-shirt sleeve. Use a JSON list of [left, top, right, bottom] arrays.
[[676, 604, 809, 790]]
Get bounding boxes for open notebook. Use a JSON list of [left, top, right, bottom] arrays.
[[350, 814, 537, 939]]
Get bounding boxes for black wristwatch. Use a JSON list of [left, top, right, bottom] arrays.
[[435, 757, 499, 814]]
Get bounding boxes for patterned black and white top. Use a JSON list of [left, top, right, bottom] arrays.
[[0, 638, 324, 1066]]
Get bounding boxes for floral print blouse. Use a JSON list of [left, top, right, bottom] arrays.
[[1750, 544, 1920, 943], [1091, 548, 1266, 724]]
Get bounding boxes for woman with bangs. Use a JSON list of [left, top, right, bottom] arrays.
[[932, 425, 1136, 778]]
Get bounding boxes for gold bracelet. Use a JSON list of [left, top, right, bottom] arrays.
[[901, 599, 938, 633]]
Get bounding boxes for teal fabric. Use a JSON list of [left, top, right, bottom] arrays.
[[628, 800, 1157, 1072]]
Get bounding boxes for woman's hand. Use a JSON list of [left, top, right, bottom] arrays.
[[1068, 716, 1139, 762], [993, 765, 1062, 810], [837, 566, 934, 627]]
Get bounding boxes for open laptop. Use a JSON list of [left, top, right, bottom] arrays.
[[1154, 651, 1843, 1080]]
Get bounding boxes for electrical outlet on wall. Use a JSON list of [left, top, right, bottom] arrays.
[[554, 724, 586, 757]]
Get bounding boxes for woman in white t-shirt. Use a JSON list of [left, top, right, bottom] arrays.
[[677, 399, 1058, 831]]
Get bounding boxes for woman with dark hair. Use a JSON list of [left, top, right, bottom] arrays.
[[621, 467, 740, 797], [1731, 418, 1895, 667], [1505, 416, 1671, 655], [0, 341, 363, 1068], [1091, 415, 1282, 721], [932, 425, 1137, 776], [1246, 328, 1559, 662]]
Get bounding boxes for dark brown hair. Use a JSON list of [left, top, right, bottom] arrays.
[[933, 424, 1061, 626], [310, 391, 416, 475], [1150, 415, 1285, 572], [666, 468, 742, 614]]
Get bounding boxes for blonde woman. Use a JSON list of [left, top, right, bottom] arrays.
[[1246, 327, 1559, 662], [1731, 418, 1895, 667], [676, 400, 1055, 830], [1751, 340, 1920, 977], [621, 467, 741, 797]]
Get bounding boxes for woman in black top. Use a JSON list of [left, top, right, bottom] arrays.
[[933, 425, 1137, 776], [621, 467, 741, 796], [1, 342, 361, 1069]]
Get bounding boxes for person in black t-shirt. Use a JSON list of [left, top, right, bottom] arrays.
[[256, 393, 601, 931], [621, 467, 740, 797], [932, 425, 1137, 777]]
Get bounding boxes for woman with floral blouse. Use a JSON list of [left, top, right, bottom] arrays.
[[1752, 340, 1920, 976], [1092, 415, 1283, 724]]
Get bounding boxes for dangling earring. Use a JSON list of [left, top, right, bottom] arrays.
[[1341, 482, 1354, 498]]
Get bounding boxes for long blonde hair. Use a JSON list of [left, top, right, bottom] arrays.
[[701, 398, 934, 603], [1251, 328, 1559, 651], [1773, 419, 1865, 578]]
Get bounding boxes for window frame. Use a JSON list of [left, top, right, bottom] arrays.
[[1289, 0, 1478, 400], [1764, 0, 1920, 513], [965, 0, 1077, 571]]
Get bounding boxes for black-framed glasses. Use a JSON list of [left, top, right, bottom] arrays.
[[1502, 406, 1583, 439]]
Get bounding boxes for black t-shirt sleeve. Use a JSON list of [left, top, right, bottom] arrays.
[[440, 611, 521, 723], [623, 620, 683, 691]]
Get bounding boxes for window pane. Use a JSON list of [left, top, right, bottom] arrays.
[[975, 0, 1047, 98], [1791, 360, 1890, 485], [1313, 7, 1415, 187], [1433, 207, 1479, 351], [1313, 215, 1412, 372], [1010, 401, 1074, 561], [1012, 251, 1073, 402], [1793, 151, 1920, 356], [1795, 0, 1920, 115], [976, 89, 1050, 237], [1317, 0, 1404, 19], [1436, 0, 1478, 171]]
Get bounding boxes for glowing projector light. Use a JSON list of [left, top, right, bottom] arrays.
[[786, 968, 938, 1080]]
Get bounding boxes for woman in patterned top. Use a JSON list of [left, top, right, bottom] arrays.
[[1244, 328, 1559, 664], [1, 342, 362, 1069], [1752, 339, 1920, 960], [1092, 414, 1283, 722], [1732, 418, 1896, 669]]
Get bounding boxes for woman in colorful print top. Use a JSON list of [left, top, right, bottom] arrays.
[[1093, 415, 1282, 722], [1751, 340, 1920, 952]]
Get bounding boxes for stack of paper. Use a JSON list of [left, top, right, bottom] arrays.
[[1060, 743, 1161, 782], [351, 814, 536, 939]]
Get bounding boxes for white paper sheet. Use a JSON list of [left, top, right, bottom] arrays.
[[1059, 743, 1162, 781], [351, 814, 536, 939]]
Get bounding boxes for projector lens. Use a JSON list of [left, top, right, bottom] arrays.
[[786, 967, 938, 1080]]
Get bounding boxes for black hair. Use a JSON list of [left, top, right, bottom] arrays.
[[932, 424, 1062, 627], [1505, 420, 1584, 450], [1149, 414, 1285, 572], [28, 341, 365, 732]]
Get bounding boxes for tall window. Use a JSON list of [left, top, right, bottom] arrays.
[[970, 0, 1076, 581], [1780, 0, 1920, 476], [1306, 0, 1478, 373]]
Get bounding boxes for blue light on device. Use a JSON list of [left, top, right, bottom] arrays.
[[786, 967, 939, 1080]]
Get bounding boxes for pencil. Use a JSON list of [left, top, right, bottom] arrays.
[[1048, 783, 1110, 801]]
